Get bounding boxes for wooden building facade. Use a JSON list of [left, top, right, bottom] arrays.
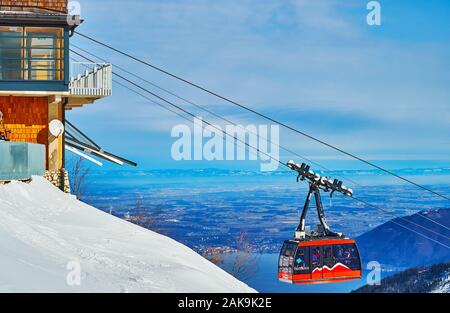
[[0, 0, 113, 190]]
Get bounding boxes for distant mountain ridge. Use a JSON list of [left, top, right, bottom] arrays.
[[353, 262, 450, 293], [87, 167, 450, 178], [356, 208, 450, 268]]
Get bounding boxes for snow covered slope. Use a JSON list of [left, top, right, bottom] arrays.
[[0, 177, 255, 293]]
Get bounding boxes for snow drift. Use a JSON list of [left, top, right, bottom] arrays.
[[0, 177, 255, 293]]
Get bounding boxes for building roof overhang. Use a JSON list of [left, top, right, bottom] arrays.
[[0, 90, 70, 97], [0, 12, 83, 31]]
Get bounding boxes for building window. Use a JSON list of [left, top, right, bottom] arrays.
[[0, 26, 64, 81], [0, 27, 22, 80]]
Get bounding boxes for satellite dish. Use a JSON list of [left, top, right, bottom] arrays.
[[49, 119, 65, 137]]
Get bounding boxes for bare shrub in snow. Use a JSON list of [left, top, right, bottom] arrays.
[[231, 231, 259, 282], [126, 195, 166, 234], [202, 231, 259, 283], [202, 247, 227, 267], [68, 156, 91, 200]]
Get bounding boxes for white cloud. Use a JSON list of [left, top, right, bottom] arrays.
[[70, 0, 450, 161]]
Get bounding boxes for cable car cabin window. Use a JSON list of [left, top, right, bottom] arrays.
[[280, 242, 297, 257], [311, 246, 322, 269], [333, 244, 360, 270], [278, 242, 297, 274], [293, 247, 310, 274], [0, 27, 64, 81], [323, 246, 335, 268]]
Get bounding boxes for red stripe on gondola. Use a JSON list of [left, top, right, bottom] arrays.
[[298, 239, 356, 247], [291, 270, 361, 284]]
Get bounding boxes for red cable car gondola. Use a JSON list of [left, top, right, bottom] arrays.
[[278, 161, 362, 284]]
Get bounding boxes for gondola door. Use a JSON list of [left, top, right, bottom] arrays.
[[322, 245, 335, 280], [292, 246, 310, 283], [310, 246, 323, 281]]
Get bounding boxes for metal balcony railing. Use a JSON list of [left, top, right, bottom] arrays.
[[69, 62, 112, 98]]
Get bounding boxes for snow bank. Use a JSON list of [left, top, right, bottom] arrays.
[[0, 177, 255, 293]]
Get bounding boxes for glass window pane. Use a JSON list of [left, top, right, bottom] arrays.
[[28, 33, 56, 81], [323, 246, 335, 268], [30, 60, 56, 69], [0, 27, 64, 82], [281, 243, 297, 257], [311, 246, 322, 269], [30, 37, 55, 59], [0, 29, 22, 80], [294, 247, 310, 274], [30, 70, 55, 81], [333, 244, 360, 270], [25, 28, 63, 81]]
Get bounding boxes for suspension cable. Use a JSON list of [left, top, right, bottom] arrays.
[[70, 52, 450, 249], [74, 31, 450, 202], [71, 50, 284, 168], [70, 45, 450, 232], [71, 44, 363, 188]]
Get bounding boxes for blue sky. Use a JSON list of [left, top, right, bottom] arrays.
[[67, 0, 450, 171]]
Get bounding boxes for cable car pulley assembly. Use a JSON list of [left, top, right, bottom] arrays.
[[287, 160, 353, 240]]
